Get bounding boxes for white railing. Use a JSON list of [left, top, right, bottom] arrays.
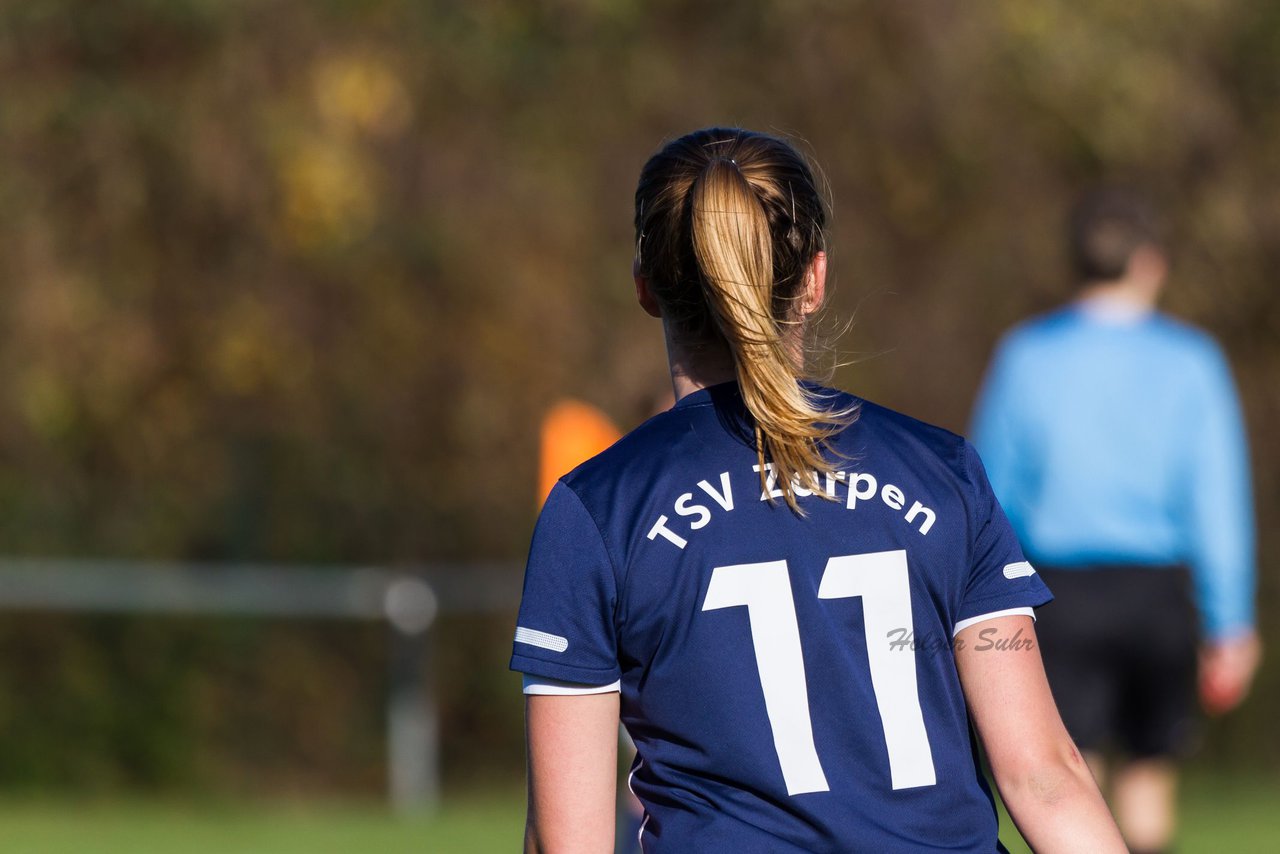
[[0, 558, 522, 813]]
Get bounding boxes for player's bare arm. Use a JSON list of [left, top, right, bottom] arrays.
[[525, 692, 619, 853], [1200, 629, 1262, 715], [956, 615, 1126, 853]]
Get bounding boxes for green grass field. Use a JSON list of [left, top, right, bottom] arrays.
[[0, 771, 1274, 853], [0, 791, 527, 854], [998, 771, 1280, 854]]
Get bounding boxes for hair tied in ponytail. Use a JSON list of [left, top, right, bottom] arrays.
[[634, 127, 856, 512]]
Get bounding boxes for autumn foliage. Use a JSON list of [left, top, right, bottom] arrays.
[[0, 0, 1275, 790]]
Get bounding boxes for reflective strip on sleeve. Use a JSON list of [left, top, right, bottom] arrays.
[[514, 626, 569, 653], [522, 674, 621, 695]]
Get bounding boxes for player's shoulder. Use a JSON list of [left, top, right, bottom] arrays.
[[554, 403, 692, 507], [840, 393, 998, 533], [1146, 311, 1226, 359], [976, 308, 1083, 384], [852, 394, 960, 448], [994, 306, 1079, 354], [829, 386, 977, 486], [555, 382, 984, 514]]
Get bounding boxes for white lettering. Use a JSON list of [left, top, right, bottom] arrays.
[[698, 472, 735, 512], [645, 466, 940, 552], [847, 473, 877, 509], [905, 501, 936, 536], [675, 492, 712, 530], [881, 484, 905, 511], [753, 463, 784, 500], [647, 515, 688, 549]]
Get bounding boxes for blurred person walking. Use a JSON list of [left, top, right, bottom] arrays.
[[512, 127, 1125, 853], [971, 189, 1261, 854]]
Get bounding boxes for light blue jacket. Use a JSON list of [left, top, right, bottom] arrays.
[[971, 298, 1255, 640]]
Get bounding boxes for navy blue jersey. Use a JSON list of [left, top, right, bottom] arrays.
[[511, 382, 1052, 853]]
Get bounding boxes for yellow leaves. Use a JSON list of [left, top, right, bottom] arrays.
[[280, 137, 376, 249], [17, 367, 75, 440], [1000, 2, 1055, 42], [11, 271, 103, 439], [312, 54, 412, 137], [207, 297, 314, 398], [277, 54, 410, 250], [993, 0, 1232, 165]]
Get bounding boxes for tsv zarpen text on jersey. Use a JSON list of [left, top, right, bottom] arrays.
[[647, 464, 938, 550]]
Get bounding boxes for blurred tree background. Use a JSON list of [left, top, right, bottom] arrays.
[[0, 0, 1276, 794]]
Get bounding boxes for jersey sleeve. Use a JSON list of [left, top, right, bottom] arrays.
[[956, 441, 1053, 625], [509, 481, 621, 684], [1184, 342, 1256, 639]]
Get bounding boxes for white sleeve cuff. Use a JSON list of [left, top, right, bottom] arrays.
[[522, 674, 622, 695], [952, 606, 1035, 637]]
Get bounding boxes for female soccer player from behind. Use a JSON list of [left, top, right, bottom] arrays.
[[511, 127, 1125, 853]]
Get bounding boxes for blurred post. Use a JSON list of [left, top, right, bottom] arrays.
[[0, 561, 455, 810], [384, 576, 440, 813]]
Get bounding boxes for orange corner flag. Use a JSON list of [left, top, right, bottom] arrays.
[[538, 399, 622, 506]]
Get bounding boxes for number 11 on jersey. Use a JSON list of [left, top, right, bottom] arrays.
[[702, 549, 937, 796]]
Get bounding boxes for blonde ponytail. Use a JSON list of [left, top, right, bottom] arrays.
[[689, 157, 851, 512], [634, 128, 854, 512]]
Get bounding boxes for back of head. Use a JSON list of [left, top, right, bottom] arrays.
[[634, 127, 853, 511], [1068, 188, 1162, 283]]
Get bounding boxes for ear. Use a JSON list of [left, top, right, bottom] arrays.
[[800, 251, 828, 316], [634, 258, 662, 318]]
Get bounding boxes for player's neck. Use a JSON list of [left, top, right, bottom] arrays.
[[663, 330, 736, 403], [1077, 249, 1165, 313], [1076, 277, 1160, 313], [664, 324, 811, 403]]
